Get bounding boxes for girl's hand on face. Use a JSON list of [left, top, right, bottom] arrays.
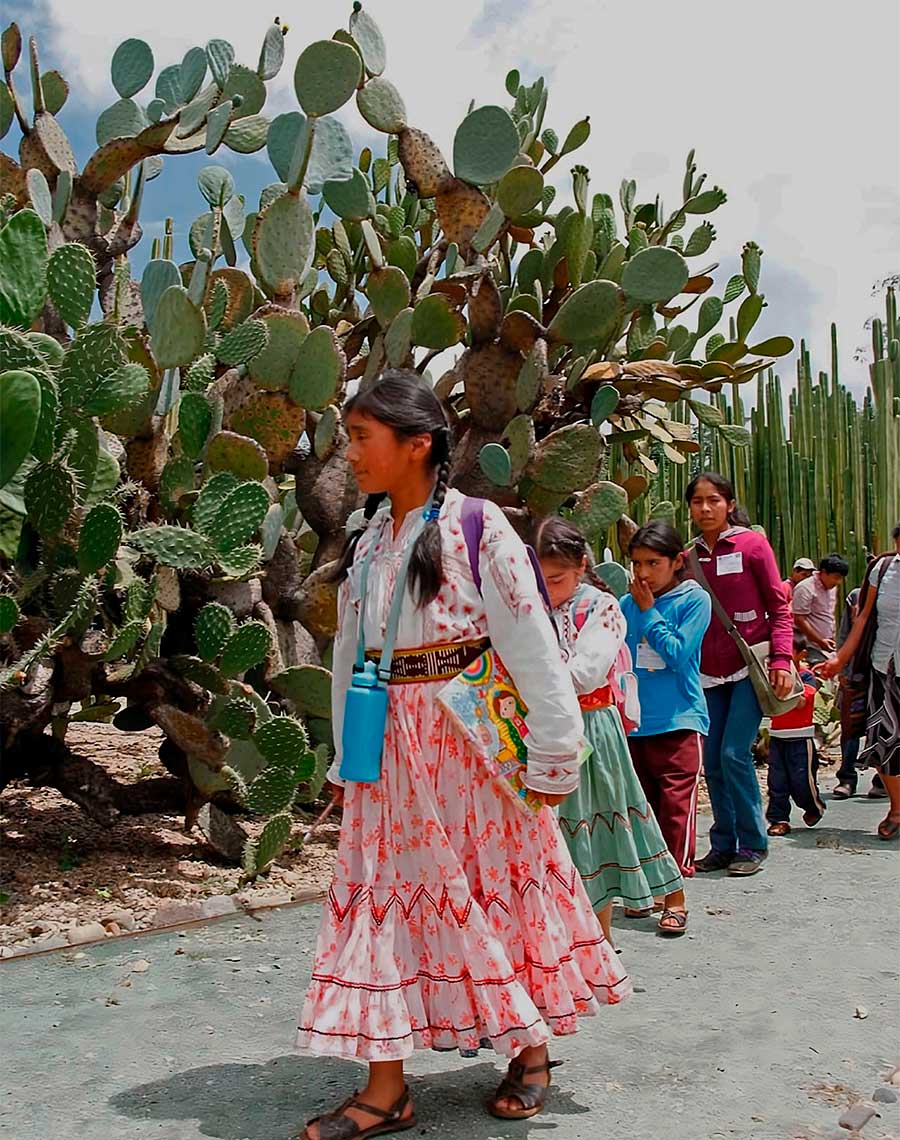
[[629, 577, 656, 612]]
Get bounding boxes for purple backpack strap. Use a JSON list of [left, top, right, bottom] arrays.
[[460, 496, 553, 611]]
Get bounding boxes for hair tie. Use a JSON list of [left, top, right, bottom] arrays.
[[424, 504, 441, 522]]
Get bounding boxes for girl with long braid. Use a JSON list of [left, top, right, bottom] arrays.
[[296, 372, 629, 1139]]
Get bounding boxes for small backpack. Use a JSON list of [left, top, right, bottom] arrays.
[[571, 585, 641, 735]]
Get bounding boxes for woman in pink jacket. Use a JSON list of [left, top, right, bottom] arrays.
[[685, 474, 794, 877]]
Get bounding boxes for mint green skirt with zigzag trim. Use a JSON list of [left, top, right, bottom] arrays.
[[558, 706, 684, 911]]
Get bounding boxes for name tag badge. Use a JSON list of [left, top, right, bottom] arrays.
[[636, 640, 666, 671], [717, 551, 743, 576]]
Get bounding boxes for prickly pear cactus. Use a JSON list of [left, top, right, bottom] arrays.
[[0, 4, 795, 877]]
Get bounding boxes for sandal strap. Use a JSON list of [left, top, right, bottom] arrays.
[[493, 1058, 562, 1112], [659, 909, 687, 926], [312, 1087, 410, 1140]]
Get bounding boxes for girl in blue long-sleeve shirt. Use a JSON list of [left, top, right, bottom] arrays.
[[620, 522, 712, 934]]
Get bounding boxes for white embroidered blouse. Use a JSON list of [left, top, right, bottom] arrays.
[[551, 587, 627, 695], [328, 489, 586, 794]]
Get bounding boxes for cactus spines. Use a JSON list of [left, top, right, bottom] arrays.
[[23, 459, 76, 535], [205, 431, 269, 482], [46, 242, 96, 328], [0, 370, 42, 489], [0, 208, 48, 329], [207, 480, 270, 553], [243, 810, 292, 876], [215, 318, 269, 366], [217, 543, 262, 580], [77, 502, 123, 574], [219, 620, 271, 677], [192, 470, 240, 533], [178, 391, 213, 458], [58, 323, 127, 410], [104, 619, 145, 661], [128, 525, 215, 570], [183, 352, 217, 393], [83, 362, 150, 416], [270, 664, 333, 719], [253, 714, 310, 770], [194, 602, 235, 661], [209, 696, 257, 740]]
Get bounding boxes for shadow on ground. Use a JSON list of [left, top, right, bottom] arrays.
[[109, 1056, 589, 1139]]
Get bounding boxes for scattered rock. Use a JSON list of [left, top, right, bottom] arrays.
[[0, 946, 15, 959], [150, 899, 205, 927], [199, 895, 237, 920], [33, 933, 69, 951], [885, 1066, 900, 1086], [873, 1087, 898, 1104], [66, 922, 108, 946], [154, 828, 198, 849], [131, 959, 151, 973], [853, 1006, 869, 1019], [104, 922, 122, 937], [176, 860, 208, 881], [102, 909, 136, 932], [838, 1103, 879, 1131], [28, 922, 56, 937], [236, 888, 292, 912], [131, 878, 189, 898], [196, 803, 248, 862]]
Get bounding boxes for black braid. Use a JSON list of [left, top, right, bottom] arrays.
[[330, 492, 388, 584], [532, 515, 615, 596], [409, 453, 450, 606]]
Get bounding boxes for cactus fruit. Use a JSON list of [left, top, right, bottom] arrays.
[[209, 696, 257, 740], [0, 594, 20, 635], [243, 811, 292, 876], [215, 318, 269, 366], [178, 392, 213, 458], [128, 525, 215, 570], [0, 370, 42, 489], [0, 209, 48, 329], [219, 620, 271, 677], [77, 502, 123, 573], [205, 431, 269, 482], [270, 664, 333, 719], [23, 459, 76, 535], [194, 602, 235, 662], [46, 242, 96, 328], [207, 480, 270, 553]]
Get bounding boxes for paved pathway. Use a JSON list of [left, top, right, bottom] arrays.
[[3, 776, 899, 1140]]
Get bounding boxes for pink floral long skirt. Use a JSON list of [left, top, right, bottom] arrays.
[[296, 682, 631, 1061]]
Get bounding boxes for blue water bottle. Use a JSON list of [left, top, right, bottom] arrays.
[[340, 661, 389, 783]]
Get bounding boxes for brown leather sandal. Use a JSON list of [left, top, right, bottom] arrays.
[[301, 1086, 416, 1139], [487, 1057, 562, 1120], [657, 908, 688, 936]]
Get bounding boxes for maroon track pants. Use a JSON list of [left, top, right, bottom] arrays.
[[628, 730, 704, 878]]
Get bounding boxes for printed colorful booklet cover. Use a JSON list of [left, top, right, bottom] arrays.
[[437, 650, 544, 814]]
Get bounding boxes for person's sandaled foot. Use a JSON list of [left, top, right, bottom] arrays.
[[832, 783, 855, 799], [657, 908, 688, 937], [487, 1052, 562, 1120], [767, 821, 791, 836], [876, 813, 900, 841], [623, 900, 664, 918], [301, 1086, 416, 1140]]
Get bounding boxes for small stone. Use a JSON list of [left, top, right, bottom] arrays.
[[33, 933, 68, 951], [66, 922, 107, 946], [874, 1087, 898, 1104], [28, 922, 55, 937], [838, 1103, 879, 1131], [150, 899, 205, 927], [887, 1066, 900, 1086], [199, 894, 237, 920], [102, 910, 136, 932], [176, 860, 207, 881], [131, 959, 151, 973], [155, 827, 197, 849], [236, 888, 292, 911], [853, 1006, 869, 1019], [0, 946, 16, 959]]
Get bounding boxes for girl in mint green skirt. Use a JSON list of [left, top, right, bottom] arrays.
[[534, 517, 684, 945]]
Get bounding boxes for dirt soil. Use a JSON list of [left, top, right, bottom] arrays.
[[0, 722, 340, 954], [3, 722, 829, 956]]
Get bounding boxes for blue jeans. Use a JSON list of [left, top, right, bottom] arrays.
[[703, 678, 768, 853]]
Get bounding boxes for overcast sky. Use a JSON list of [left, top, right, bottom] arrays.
[[6, 0, 899, 394]]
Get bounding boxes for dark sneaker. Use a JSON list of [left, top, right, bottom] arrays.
[[767, 821, 791, 836], [727, 849, 767, 876], [694, 849, 736, 873], [832, 783, 855, 799]]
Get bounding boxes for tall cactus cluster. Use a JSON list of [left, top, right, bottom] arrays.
[[630, 289, 899, 585], [1, 6, 795, 874]]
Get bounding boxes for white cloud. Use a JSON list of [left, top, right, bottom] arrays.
[[15, 0, 900, 392]]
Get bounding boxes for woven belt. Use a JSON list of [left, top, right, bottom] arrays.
[[579, 685, 614, 711], [365, 638, 490, 684]]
